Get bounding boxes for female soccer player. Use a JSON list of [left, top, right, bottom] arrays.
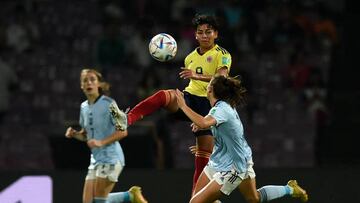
[[122, 14, 231, 194], [174, 75, 309, 203], [65, 69, 147, 203]]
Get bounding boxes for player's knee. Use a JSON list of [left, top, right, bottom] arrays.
[[164, 89, 175, 101], [164, 89, 178, 112]]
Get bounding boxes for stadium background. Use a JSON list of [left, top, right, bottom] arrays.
[[0, 0, 358, 202]]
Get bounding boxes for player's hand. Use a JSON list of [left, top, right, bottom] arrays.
[[191, 123, 200, 132], [65, 127, 76, 138], [174, 89, 186, 108], [179, 67, 197, 80], [87, 139, 103, 148]]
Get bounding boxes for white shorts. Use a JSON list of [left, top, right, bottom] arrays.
[[204, 160, 256, 195], [85, 162, 123, 182]]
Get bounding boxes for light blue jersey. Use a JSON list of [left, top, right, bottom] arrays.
[[208, 100, 252, 172], [80, 95, 125, 166]]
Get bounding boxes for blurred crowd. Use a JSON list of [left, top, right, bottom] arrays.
[[0, 0, 343, 170]]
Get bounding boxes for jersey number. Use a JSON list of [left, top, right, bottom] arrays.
[[90, 128, 94, 139], [89, 115, 94, 138], [196, 67, 203, 74]]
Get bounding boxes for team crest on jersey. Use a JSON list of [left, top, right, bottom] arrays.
[[222, 56, 230, 65], [210, 108, 217, 115], [207, 56, 213, 63]]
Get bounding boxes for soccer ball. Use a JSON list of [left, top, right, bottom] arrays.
[[149, 33, 177, 62]]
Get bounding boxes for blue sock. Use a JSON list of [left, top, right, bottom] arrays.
[[257, 185, 291, 202], [93, 197, 108, 203], [107, 191, 131, 203]]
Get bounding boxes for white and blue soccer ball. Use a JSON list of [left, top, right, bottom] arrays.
[[149, 33, 177, 62]]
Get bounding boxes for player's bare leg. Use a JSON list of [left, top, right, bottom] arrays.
[[83, 179, 95, 203], [192, 135, 213, 195], [93, 178, 116, 201], [238, 178, 261, 203], [190, 179, 222, 203], [163, 89, 179, 112], [192, 171, 211, 197]]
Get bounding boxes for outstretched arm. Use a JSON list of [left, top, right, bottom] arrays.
[[175, 89, 216, 129]]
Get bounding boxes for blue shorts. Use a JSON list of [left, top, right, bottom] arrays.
[[172, 91, 213, 137]]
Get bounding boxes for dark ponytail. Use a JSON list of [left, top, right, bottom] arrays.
[[211, 75, 247, 108]]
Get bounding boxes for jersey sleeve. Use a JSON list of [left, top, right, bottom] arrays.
[[209, 105, 228, 127], [184, 54, 191, 68], [109, 101, 127, 131], [216, 50, 232, 71], [79, 107, 84, 128]]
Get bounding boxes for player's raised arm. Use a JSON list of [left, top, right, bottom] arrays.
[[175, 89, 216, 129]]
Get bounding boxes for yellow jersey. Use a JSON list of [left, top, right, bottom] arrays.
[[184, 44, 231, 97]]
